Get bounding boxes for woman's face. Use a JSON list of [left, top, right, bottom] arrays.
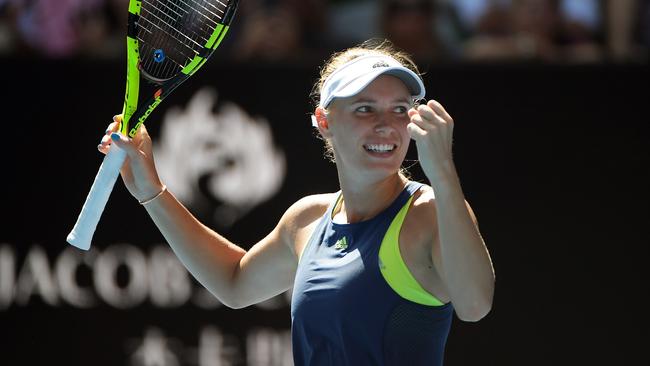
[[324, 74, 413, 178]]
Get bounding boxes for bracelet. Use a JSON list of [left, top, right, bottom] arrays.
[[138, 185, 167, 205]]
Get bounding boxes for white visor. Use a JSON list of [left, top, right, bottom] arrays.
[[319, 54, 426, 109]]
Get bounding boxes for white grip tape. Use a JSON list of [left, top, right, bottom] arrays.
[[67, 143, 127, 250]]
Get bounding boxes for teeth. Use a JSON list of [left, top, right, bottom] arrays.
[[365, 144, 395, 152]]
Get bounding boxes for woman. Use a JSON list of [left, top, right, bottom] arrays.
[[99, 40, 495, 365]]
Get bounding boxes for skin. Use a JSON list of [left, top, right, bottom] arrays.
[[99, 74, 495, 321]]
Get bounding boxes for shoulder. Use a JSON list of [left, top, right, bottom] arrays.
[[398, 184, 437, 245], [284, 193, 336, 221], [409, 183, 477, 225], [277, 193, 337, 240], [409, 184, 436, 218]]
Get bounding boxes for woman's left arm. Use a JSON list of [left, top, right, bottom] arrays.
[[408, 100, 495, 322]]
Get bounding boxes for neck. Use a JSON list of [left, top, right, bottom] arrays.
[[334, 172, 408, 224]]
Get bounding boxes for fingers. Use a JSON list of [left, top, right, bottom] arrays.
[[408, 100, 455, 145], [98, 134, 111, 154], [109, 132, 139, 156], [97, 114, 125, 154], [415, 101, 452, 125], [407, 119, 427, 139], [427, 100, 453, 124], [111, 122, 155, 159], [106, 114, 123, 135], [127, 123, 153, 154], [409, 99, 453, 129], [426, 100, 454, 143]]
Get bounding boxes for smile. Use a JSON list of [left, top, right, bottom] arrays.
[[364, 144, 396, 152]]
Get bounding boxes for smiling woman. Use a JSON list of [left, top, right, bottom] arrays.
[[97, 38, 495, 366], [291, 39, 495, 365], [310, 40, 424, 164], [316, 74, 415, 176]]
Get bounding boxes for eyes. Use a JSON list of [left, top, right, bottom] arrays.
[[354, 105, 410, 115]]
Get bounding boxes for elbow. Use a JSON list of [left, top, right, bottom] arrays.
[[455, 293, 493, 322], [222, 301, 247, 310], [456, 277, 495, 322], [208, 295, 240, 310], [456, 302, 492, 322], [218, 295, 252, 309], [204, 286, 250, 310], [218, 289, 254, 309], [212, 267, 251, 309]]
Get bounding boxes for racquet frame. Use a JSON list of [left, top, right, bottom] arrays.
[[67, 0, 238, 250]]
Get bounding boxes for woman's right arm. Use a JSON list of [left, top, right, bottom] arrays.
[[140, 184, 299, 309], [99, 116, 300, 309]]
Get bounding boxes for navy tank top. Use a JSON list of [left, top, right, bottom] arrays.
[[291, 181, 453, 366]]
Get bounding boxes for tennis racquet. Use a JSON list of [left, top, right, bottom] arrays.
[[67, 0, 239, 250]]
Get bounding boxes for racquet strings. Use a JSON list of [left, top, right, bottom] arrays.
[[138, 0, 230, 81]]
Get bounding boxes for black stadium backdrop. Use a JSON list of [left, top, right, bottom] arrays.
[[0, 57, 648, 366]]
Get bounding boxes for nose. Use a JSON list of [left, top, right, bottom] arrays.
[[374, 122, 389, 134], [373, 111, 394, 134]]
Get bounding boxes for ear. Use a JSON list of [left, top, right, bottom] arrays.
[[314, 107, 331, 137]]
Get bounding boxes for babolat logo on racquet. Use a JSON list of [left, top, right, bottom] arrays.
[[130, 89, 162, 137], [67, 0, 239, 251]]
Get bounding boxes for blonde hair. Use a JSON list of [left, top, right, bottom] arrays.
[[311, 39, 420, 173]]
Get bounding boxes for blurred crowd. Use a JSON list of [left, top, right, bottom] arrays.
[[1, 0, 648, 64]]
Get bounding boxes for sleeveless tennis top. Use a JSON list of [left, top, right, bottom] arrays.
[[291, 181, 454, 366]]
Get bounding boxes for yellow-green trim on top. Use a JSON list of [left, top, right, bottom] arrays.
[[378, 195, 445, 306]]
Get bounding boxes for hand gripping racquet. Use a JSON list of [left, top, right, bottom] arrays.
[[67, 0, 238, 250]]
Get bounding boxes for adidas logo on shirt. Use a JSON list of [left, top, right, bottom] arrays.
[[334, 237, 348, 250]]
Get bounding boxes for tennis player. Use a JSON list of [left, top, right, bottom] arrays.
[[99, 40, 495, 365]]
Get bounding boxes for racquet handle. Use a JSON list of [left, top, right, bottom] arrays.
[[67, 143, 127, 250]]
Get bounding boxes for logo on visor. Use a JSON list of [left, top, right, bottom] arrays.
[[372, 61, 390, 68]]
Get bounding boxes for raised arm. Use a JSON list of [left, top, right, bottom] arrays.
[[408, 101, 495, 321], [99, 116, 304, 309], [137, 187, 299, 309]]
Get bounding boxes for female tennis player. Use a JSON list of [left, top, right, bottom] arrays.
[[99, 40, 495, 365]]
